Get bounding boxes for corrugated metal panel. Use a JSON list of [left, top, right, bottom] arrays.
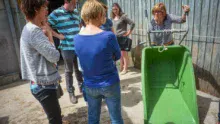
[[107, 0, 220, 97]]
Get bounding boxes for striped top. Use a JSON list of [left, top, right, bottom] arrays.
[[48, 6, 80, 50]]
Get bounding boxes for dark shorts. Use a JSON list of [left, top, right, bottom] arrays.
[[117, 36, 132, 51]]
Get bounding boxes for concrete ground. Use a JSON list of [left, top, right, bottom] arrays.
[[0, 65, 219, 124]]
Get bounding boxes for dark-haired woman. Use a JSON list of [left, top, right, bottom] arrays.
[[111, 3, 135, 75], [20, 0, 62, 123]]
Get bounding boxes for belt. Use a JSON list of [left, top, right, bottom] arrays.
[[31, 80, 61, 85]]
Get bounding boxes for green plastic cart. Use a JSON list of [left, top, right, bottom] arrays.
[[141, 15, 199, 124]]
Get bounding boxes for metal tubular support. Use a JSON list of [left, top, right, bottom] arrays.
[[12, 0, 22, 35]]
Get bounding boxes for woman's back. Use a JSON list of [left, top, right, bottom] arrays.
[[74, 31, 121, 87]]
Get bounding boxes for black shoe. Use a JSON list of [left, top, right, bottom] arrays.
[[69, 93, 78, 104], [78, 84, 83, 93]]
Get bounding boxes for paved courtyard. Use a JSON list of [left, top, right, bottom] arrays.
[[0, 65, 219, 124]]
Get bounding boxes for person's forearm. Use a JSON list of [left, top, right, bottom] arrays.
[[52, 30, 60, 39], [48, 33, 54, 45], [52, 30, 65, 40], [182, 13, 187, 22], [181, 5, 190, 22], [129, 23, 135, 31], [123, 30, 132, 37], [128, 30, 132, 35]]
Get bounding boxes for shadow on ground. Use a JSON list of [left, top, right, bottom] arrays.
[[121, 86, 142, 108], [120, 72, 142, 108], [62, 105, 133, 124], [194, 64, 220, 97], [197, 94, 219, 124], [0, 116, 9, 124], [0, 80, 28, 91]]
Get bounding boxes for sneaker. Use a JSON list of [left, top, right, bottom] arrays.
[[78, 83, 83, 93], [120, 70, 127, 75], [69, 93, 78, 104]]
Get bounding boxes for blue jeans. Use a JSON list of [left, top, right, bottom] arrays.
[[218, 102, 220, 122], [85, 83, 123, 124]]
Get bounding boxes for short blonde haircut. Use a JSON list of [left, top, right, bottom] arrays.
[[152, 2, 167, 15], [81, 0, 105, 24]]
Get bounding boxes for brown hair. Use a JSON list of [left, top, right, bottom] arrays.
[[81, 0, 105, 24], [20, 0, 48, 20], [111, 3, 123, 19], [152, 2, 167, 15]]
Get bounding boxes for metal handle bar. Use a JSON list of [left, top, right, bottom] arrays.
[[139, 14, 189, 46]]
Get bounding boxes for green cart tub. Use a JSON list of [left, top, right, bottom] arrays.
[[141, 45, 199, 124]]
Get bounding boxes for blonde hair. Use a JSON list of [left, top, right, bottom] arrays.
[[152, 2, 167, 15], [81, 0, 105, 24]]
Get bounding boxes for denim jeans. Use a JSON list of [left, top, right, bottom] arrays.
[[85, 83, 123, 124], [218, 102, 220, 122], [32, 89, 62, 124], [61, 50, 83, 93]]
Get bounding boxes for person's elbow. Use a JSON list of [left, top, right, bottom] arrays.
[[53, 51, 60, 63], [133, 23, 136, 28], [131, 23, 135, 30], [115, 51, 121, 61], [46, 50, 60, 63]]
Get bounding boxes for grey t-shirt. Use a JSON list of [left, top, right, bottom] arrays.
[[149, 14, 183, 45], [113, 14, 135, 37]]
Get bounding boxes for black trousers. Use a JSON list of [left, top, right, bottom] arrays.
[[32, 89, 62, 124]]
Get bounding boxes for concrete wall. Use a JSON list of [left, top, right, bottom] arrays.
[[0, 0, 26, 85]]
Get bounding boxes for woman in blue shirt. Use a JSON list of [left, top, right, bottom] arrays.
[[74, 0, 123, 124]]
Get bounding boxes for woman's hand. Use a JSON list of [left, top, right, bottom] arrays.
[[182, 5, 190, 13], [41, 21, 52, 37], [41, 21, 54, 44], [123, 30, 132, 37], [181, 5, 190, 22]]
